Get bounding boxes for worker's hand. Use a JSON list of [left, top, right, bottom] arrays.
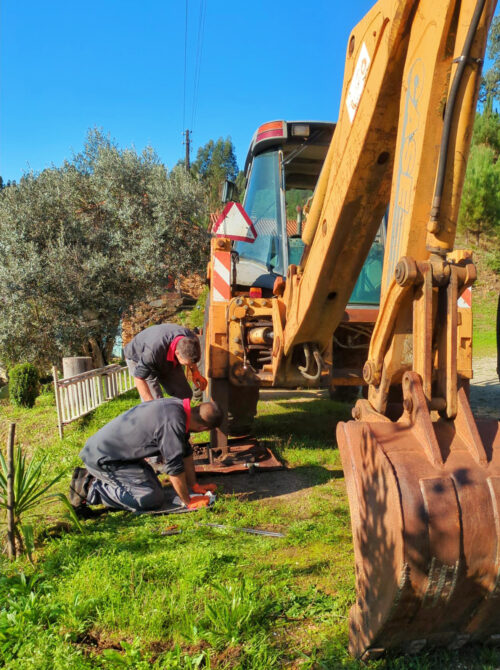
[[186, 495, 211, 510], [192, 482, 217, 494], [190, 365, 208, 392]]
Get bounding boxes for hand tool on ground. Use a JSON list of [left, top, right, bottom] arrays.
[[192, 482, 217, 494]]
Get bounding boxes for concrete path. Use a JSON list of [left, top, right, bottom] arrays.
[[470, 356, 499, 420]]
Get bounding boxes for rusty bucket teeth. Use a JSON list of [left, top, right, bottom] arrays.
[[337, 373, 500, 658]]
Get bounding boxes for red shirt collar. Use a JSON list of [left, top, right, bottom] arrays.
[[167, 335, 184, 367], [182, 397, 191, 433]]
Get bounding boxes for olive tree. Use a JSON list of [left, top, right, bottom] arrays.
[[0, 130, 209, 370]]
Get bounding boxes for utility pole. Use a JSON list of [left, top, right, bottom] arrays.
[[184, 129, 191, 171]]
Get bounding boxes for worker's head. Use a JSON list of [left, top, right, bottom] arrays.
[[175, 336, 201, 366], [190, 401, 223, 432]]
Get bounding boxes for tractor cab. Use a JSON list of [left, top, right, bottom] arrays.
[[234, 120, 384, 307]]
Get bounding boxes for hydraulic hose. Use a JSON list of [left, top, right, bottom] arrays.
[[429, 0, 487, 233]]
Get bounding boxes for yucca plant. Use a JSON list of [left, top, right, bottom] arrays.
[[0, 444, 83, 560]]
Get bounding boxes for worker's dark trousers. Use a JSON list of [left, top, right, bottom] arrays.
[[84, 460, 165, 512], [126, 359, 192, 401]]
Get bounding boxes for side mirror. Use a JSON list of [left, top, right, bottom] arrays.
[[221, 180, 236, 203]]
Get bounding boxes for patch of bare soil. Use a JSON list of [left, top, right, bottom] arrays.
[[75, 631, 181, 661], [201, 466, 343, 512], [74, 630, 124, 655], [212, 645, 243, 668]]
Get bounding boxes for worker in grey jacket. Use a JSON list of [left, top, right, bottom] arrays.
[[70, 398, 222, 513], [124, 323, 201, 402]]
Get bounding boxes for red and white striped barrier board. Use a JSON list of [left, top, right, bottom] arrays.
[[211, 250, 231, 303]]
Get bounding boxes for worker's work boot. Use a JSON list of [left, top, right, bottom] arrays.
[[69, 467, 94, 509]]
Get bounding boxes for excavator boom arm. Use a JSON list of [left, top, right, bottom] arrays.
[[282, 0, 495, 361]]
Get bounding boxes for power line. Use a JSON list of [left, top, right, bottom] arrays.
[[182, 0, 207, 164], [191, 0, 206, 133], [182, 0, 189, 131]]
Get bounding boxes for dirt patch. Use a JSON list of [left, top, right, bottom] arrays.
[[212, 645, 243, 668], [200, 466, 342, 511], [74, 630, 124, 654], [75, 631, 178, 660]]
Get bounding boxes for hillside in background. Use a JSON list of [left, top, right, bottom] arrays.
[[456, 234, 500, 358]]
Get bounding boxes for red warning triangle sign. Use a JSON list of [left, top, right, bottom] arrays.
[[212, 202, 257, 242]]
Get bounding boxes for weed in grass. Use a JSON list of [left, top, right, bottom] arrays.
[[100, 638, 152, 668], [152, 645, 212, 669], [0, 572, 64, 664], [229, 634, 282, 669], [181, 578, 277, 650], [279, 584, 344, 623]]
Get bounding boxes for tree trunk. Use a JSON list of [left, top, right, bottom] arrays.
[[6, 423, 16, 560], [87, 338, 105, 369], [104, 338, 115, 363]]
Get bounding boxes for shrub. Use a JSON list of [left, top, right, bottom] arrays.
[[8, 363, 40, 408]]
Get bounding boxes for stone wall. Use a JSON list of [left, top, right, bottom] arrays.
[[121, 274, 205, 347]]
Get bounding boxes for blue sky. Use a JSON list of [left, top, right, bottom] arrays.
[[1, 1, 497, 182]]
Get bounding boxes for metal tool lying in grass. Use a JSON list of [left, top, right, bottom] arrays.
[[159, 523, 285, 538], [198, 523, 285, 537]]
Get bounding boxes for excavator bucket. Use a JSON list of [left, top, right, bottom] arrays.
[[337, 372, 500, 659]]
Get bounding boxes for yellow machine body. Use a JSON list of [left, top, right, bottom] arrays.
[[204, 0, 499, 656]]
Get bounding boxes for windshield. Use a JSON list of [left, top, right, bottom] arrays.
[[235, 151, 285, 276], [348, 229, 384, 305]]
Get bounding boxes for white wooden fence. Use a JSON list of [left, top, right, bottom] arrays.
[[52, 364, 135, 438]]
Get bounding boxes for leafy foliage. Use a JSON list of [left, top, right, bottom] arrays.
[[481, 14, 500, 103], [458, 140, 500, 244], [286, 188, 313, 220], [472, 99, 500, 156], [0, 129, 209, 371], [8, 363, 40, 408], [458, 19, 500, 274], [0, 572, 62, 663], [190, 137, 241, 218]]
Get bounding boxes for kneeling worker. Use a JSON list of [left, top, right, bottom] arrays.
[[70, 398, 222, 513]]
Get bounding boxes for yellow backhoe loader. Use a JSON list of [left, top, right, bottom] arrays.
[[202, 0, 499, 657]]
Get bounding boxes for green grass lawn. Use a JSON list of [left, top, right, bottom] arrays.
[[1, 391, 500, 669], [472, 288, 498, 358]]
